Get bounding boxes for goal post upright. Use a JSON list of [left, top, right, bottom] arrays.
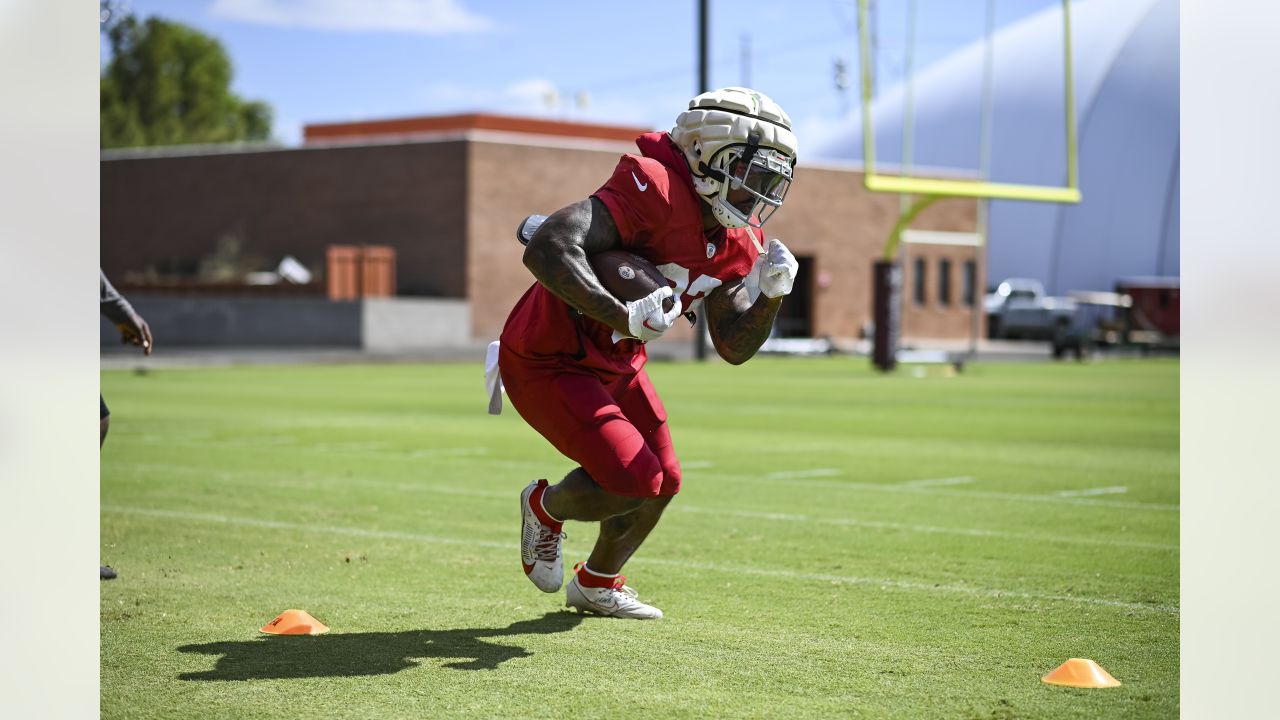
[[855, 0, 1082, 370]]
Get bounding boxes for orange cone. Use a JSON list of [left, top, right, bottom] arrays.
[[260, 609, 329, 635], [1041, 658, 1121, 688]]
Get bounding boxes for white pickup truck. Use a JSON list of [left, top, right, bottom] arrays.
[[984, 278, 1077, 340]]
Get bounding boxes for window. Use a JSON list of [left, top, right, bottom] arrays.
[[913, 258, 926, 305], [939, 259, 952, 306], [963, 260, 977, 306]]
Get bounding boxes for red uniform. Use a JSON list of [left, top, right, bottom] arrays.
[[499, 131, 764, 497]]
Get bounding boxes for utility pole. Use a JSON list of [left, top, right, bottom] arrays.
[[694, 0, 710, 361], [834, 57, 850, 116], [699, 0, 709, 95]]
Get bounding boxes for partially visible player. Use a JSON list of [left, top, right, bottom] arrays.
[[496, 87, 801, 618], [100, 269, 153, 579]]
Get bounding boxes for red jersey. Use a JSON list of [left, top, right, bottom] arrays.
[[500, 132, 765, 380]]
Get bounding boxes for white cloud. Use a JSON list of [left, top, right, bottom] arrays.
[[415, 78, 562, 116], [413, 78, 671, 130], [209, 0, 495, 35], [501, 78, 560, 113]]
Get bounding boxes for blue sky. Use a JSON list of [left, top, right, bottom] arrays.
[[102, 0, 1062, 153]]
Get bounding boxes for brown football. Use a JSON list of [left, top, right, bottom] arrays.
[[590, 250, 675, 312]]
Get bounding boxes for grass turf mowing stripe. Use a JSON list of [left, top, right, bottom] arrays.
[[125, 442, 1177, 511], [119, 461, 1175, 551], [103, 504, 1179, 615]]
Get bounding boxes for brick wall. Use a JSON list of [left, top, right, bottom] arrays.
[[101, 142, 469, 297], [901, 242, 986, 339], [465, 139, 631, 341], [102, 133, 982, 346]]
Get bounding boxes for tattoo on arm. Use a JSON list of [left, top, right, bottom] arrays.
[[704, 276, 784, 365], [521, 197, 629, 332]]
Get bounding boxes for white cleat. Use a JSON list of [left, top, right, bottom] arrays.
[[565, 574, 664, 619], [520, 480, 564, 593]]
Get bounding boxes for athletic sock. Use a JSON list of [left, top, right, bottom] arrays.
[[529, 480, 563, 531], [576, 562, 620, 589]]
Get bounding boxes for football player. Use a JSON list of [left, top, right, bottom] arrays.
[[498, 87, 800, 618], [100, 269, 153, 580]]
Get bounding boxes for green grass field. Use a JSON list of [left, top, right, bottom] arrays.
[[101, 356, 1178, 719]]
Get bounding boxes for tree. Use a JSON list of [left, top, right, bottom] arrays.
[[101, 9, 272, 148]]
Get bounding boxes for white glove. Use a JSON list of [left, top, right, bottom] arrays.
[[759, 238, 799, 298], [626, 285, 682, 342]]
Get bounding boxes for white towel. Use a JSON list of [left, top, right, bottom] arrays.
[[484, 340, 505, 415]]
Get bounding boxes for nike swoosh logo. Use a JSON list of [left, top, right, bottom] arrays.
[[631, 171, 648, 192]]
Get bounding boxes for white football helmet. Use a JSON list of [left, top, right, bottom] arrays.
[[671, 87, 798, 229]]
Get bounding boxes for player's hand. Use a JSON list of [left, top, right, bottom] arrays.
[[758, 238, 799, 299], [626, 286, 682, 342], [117, 314, 153, 356]]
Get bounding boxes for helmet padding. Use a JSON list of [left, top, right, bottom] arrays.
[[671, 87, 798, 229]]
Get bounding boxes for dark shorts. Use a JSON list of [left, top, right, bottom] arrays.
[[100, 395, 110, 420], [499, 347, 682, 498]]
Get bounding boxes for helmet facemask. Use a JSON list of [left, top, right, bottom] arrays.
[[705, 137, 793, 229]]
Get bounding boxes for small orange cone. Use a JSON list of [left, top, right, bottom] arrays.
[[260, 609, 329, 635], [1041, 658, 1121, 688]]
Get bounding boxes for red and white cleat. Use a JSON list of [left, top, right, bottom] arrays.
[[519, 479, 565, 593], [565, 565, 663, 619]]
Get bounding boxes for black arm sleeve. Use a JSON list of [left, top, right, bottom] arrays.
[[100, 269, 138, 325]]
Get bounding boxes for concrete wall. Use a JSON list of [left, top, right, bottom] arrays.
[[101, 296, 470, 350], [361, 297, 469, 351]]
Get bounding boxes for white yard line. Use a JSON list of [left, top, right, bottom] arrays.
[[633, 556, 1179, 615], [102, 505, 1179, 615], [131, 438, 489, 457], [405, 447, 491, 458], [681, 460, 715, 470], [898, 476, 975, 488], [764, 468, 842, 480], [673, 505, 1177, 551], [317, 442, 392, 453], [726, 472, 1178, 511], [1055, 486, 1129, 497]]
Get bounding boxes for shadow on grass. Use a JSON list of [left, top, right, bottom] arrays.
[[176, 611, 584, 680]]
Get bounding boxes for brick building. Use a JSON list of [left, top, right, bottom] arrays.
[[100, 113, 983, 349]]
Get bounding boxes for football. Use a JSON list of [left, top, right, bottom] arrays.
[[589, 250, 675, 313]]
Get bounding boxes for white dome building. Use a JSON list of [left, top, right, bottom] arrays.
[[812, 0, 1178, 294]]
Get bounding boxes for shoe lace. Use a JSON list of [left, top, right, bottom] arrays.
[[611, 577, 639, 600], [533, 528, 564, 562]]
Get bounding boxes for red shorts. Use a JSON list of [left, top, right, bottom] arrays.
[[498, 347, 682, 498]]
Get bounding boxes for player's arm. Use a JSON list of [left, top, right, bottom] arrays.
[[521, 197, 631, 334], [703, 238, 799, 364], [100, 270, 154, 355], [703, 277, 784, 365]]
